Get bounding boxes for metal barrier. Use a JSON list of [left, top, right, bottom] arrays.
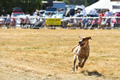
[[0, 16, 120, 29]]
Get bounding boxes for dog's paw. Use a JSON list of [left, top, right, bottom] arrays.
[[76, 65, 78, 70], [80, 65, 84, 68], [72, 71, 75, 73]]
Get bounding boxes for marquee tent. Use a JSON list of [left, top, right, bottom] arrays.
[[86, 0, 118, 11], [112, 2, 120, 13]]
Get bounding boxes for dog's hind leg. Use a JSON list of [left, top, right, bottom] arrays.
[[73, 55, 77, 73], [76, 57, 82, 70], [80, 56, 88, 68]]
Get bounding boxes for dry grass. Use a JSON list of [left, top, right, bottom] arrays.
[[0, 27, 120, 80]]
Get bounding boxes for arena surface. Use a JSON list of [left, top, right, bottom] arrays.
[[0, 27, 120, 80]]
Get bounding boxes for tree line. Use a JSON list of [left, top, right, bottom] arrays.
[[0, 0, 98, 15], [0, 0, 42, 15]]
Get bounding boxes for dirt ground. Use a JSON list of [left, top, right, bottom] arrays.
[[0, 27, 120, 80]]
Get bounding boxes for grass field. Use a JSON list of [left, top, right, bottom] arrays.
[[0, 27, 120, 80]]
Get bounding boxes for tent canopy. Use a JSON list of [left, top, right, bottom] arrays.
[[86, 0, 117, 11]]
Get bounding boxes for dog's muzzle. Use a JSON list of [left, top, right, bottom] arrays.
[[79, 41, 85, 47], [79, 41, 82, 44]]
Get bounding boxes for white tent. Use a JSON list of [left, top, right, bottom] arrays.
[[86, 8, 97, 14], [86, 0, 117, 11], [112, 2, 120, 13]]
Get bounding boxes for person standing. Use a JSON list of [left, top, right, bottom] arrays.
[[105, 9, 112, 17], [23, 16, 31, 28], [0, 15, 5, 26], [5, 15, 11, 29], [81, 15, 88, 29], [98, 10, 105, 29], [33, 9, 38, 16], [10, 17, 16, 29]]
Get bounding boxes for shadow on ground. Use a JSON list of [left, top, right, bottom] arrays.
[[81, 70, 104, 77]]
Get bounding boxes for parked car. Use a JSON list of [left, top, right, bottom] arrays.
[[39, 10, 46, 16], [11, 7, 25, 18], [52, 11, 66, 19], [43, 11, 57, 18], [11, 12, 25, 18], [77, 14, 99, 17]]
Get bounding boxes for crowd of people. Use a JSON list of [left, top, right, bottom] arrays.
[[0, 9, 46, 29], [0, 15, 16, 29], [66, 9, 120, 29], [0, 9, 120, 29]]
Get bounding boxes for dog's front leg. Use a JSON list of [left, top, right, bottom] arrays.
[[73, 55, 77, 73], [80, 56, 88, 68], [76, 57, 82, 70]]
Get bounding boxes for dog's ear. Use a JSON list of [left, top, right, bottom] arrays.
[[85, 37, 92, 40], [87, 37, 92, 40]]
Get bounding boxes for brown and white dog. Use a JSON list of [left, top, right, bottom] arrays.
[[72, 36, 92, 72]]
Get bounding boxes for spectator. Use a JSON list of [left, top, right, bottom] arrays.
[[91, 18, 98, 28], [96, 10, 100, 17], [98, 10, 105, 29], [76, 10, 81, 16], [0, 15, 5, 26], [114, 12, 120, 27], [87, 18, 92, 27], [105, 18, 112, 28], [41, 18, 46, 27], [30, 16, 40, 28], [67, 16, 80, 28], [33, 9, 39, 16], [67, 17, 74, 27], [20, 18, 25, 28], [73, 11, 77, 17], [5, 15, 11, 29], [23, 16, 31, 28], [36, 10, 41, 16], [81, 15, 88, 29], [65, 11, 70, 17], [46, 12, 53, 28], [46, 12, 52, 18], [101, 18, 106, 28], [103, 10, 106, 14], [105, 9, 112, 17], [10, 17, 16, 29], [73, 19, 79, 27]]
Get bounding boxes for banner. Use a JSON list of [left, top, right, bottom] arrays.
[[45, 18, 61, 25]]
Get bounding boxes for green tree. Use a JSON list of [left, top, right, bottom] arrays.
[[0, 0, 42, 15], [85, 0, 88, 6], [56, 0, 70, 4], [85, 0, 99, 6], [0, 0, 69, 15]]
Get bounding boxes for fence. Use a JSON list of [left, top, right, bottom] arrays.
[[0, 16, 120, 29]]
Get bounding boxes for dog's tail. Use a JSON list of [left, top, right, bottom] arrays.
[[71, 45, 79, 52]]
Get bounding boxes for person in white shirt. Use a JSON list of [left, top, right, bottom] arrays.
[[0, 15, 5, 26], [73, 11, 77, 17], [105, 9, 112, 17], [33, 9, 38, 16], [76, 10, 81, 16]]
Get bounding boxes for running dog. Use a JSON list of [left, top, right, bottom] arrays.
[[72, 36, 92, 72]]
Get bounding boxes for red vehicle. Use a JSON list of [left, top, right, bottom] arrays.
[[11, 7, 25, 18]]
